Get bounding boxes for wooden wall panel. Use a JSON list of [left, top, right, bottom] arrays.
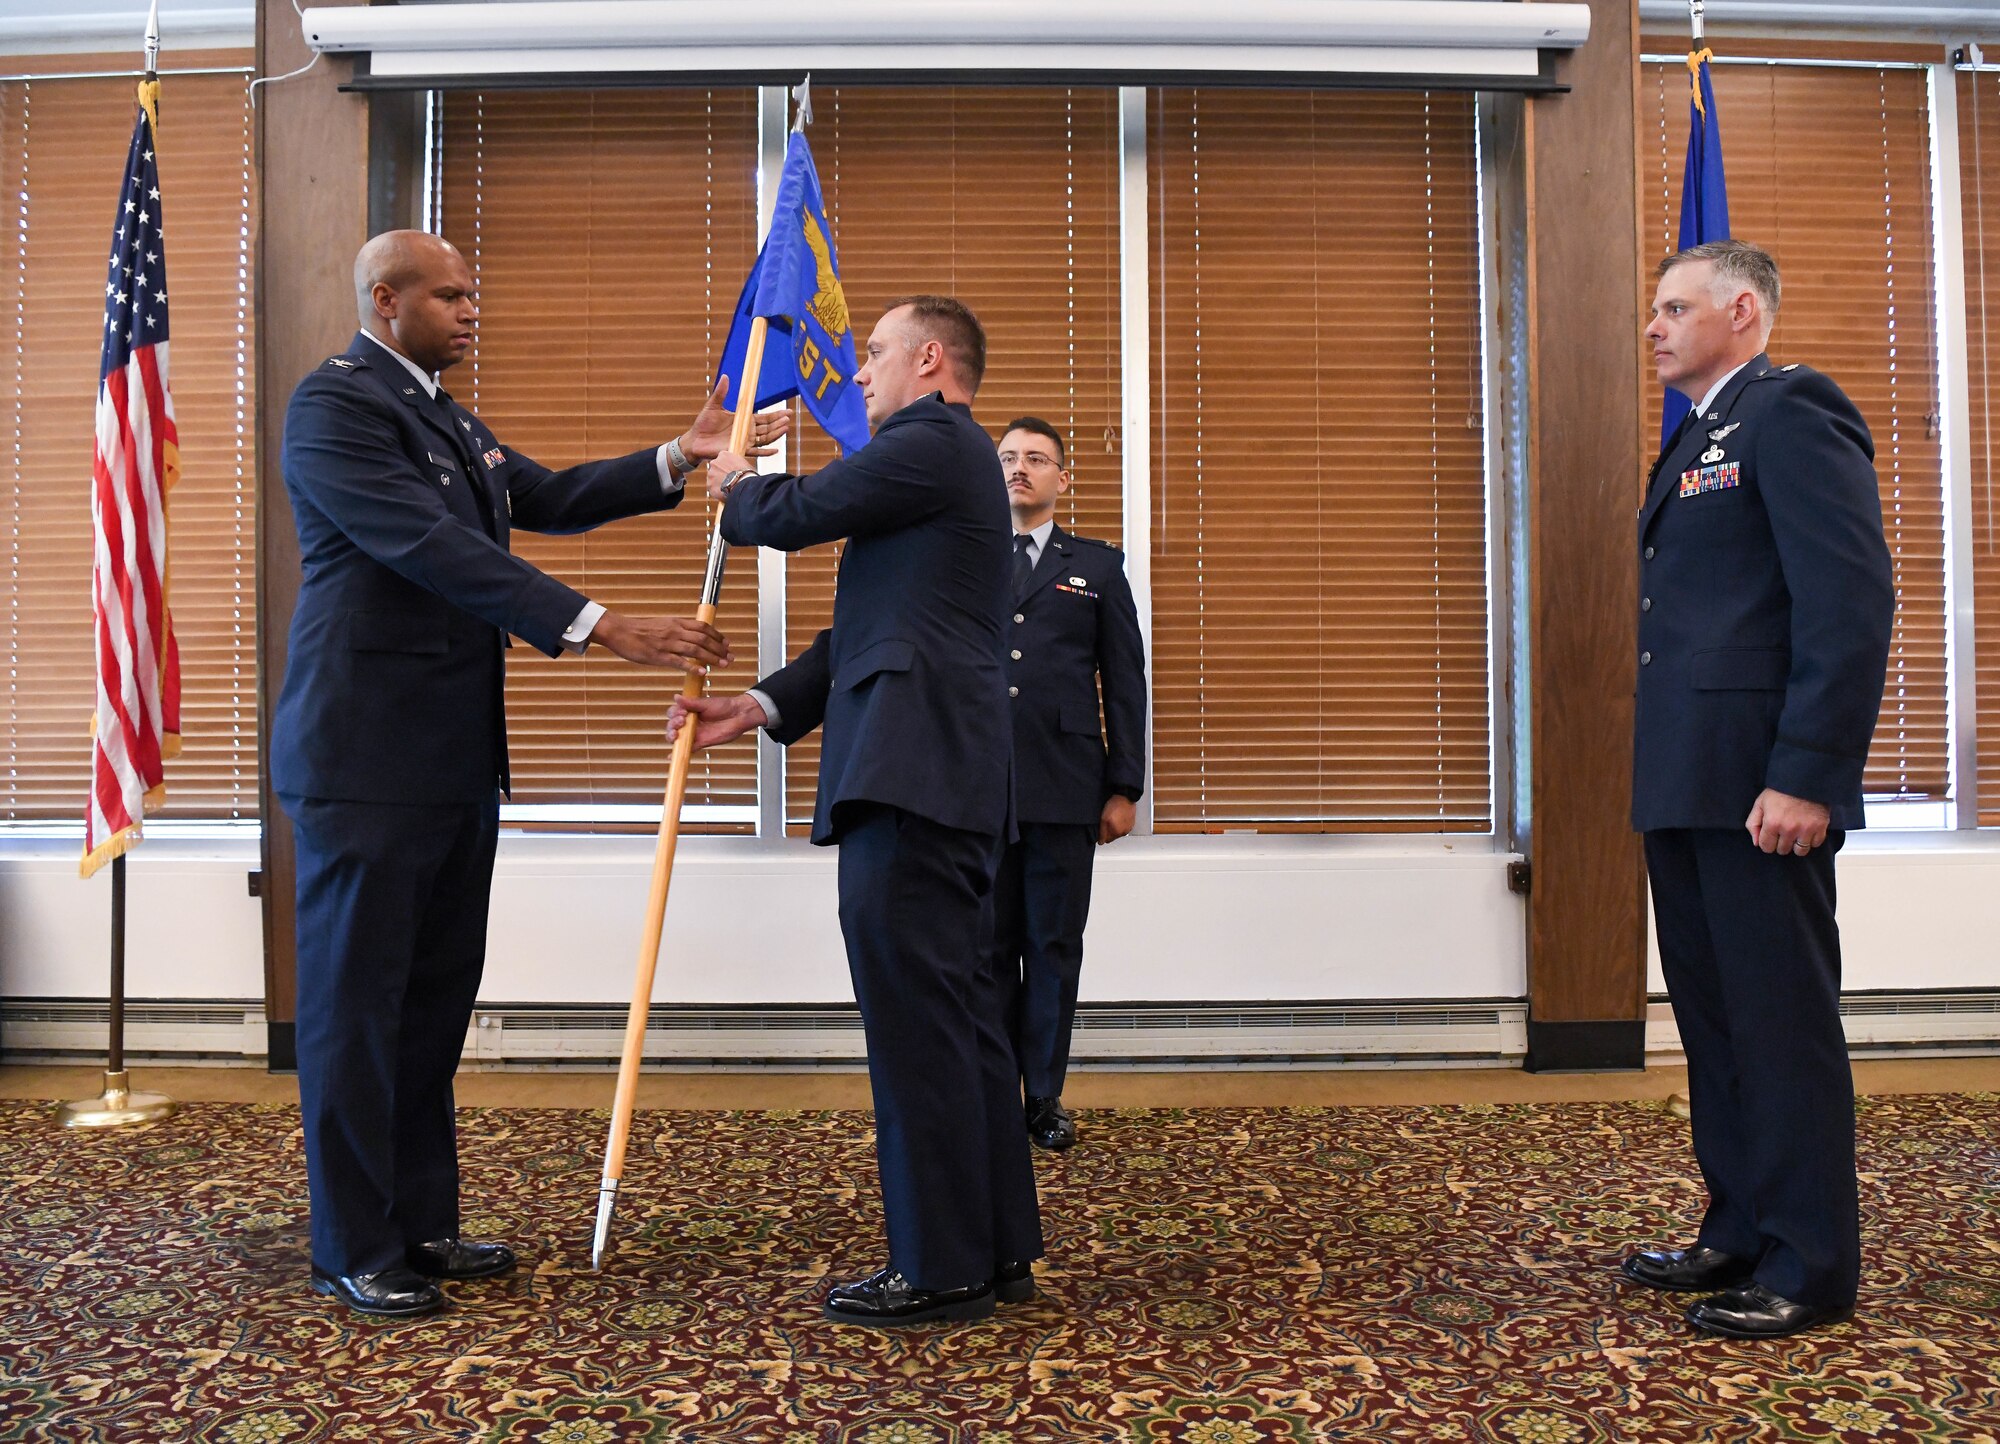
[[253, 0, 372, 1063], [1523, 0, 1649, 1069]]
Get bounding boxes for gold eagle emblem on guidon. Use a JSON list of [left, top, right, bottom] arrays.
[[801, 210, 851, 339]]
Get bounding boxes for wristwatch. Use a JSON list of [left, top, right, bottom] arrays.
[[718, 468, 755, 499]]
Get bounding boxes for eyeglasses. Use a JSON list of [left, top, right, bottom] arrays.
[[998, 450, 1063, 470]]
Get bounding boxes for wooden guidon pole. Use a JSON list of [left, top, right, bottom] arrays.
[[592, 319, 769, 1270]]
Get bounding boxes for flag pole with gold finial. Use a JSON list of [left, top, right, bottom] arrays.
[[59, 0, 177, 1132]]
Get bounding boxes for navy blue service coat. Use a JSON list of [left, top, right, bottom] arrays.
[[1632, 355, 1894, 832], [727, 392, 1013, 845], [1008, 525, 1146, 826], [273, 335, 675, 804]]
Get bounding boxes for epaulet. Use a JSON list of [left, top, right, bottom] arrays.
[[1068, 532, 1121, 552], [321, 353, 366, 374], [1753, 361, 1809, 382]]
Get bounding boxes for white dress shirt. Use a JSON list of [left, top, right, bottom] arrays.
[[358, 328, 687, 652], [1016, 517, 1056, 571], [1688, 360, 1751, 428]]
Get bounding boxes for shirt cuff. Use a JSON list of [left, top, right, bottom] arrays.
[[655, 444, 689, 495], [563, 600, 606, 654], [745, 687, 781, 731]]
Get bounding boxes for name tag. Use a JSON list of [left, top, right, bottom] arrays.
[[1678, 461, 1740, 499], [427, 451, 454, 468]]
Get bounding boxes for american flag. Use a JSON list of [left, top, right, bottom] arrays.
[[82, 83, 181, 878]]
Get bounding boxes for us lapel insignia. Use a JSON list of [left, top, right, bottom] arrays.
[[1699, 445, 1725, 464], [1708, 422, 1740, 441], [402, 387, 417, 396]]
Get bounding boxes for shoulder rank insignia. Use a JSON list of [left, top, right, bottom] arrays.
[[1781, 363, 1799, 372], [1707, 422, 1740, 441], [325, 357, 357, 369]]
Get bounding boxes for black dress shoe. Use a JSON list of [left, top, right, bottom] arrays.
[[1686, 1283, 1853, 1338], [995, 1260, 1036, 1304], [824, 1267, 995, 1327], [310, 1265, 445, 1318], [407, 1238, 518, 1280], [1620, 1245, 1754, 1293], [1026, 1095, 1077, 1152]]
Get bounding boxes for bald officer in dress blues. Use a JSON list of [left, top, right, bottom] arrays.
[[1620, 240, 1893, 1340], [990, 418, 1146, 1152], [276, 230, 784, 1318], [671, 296, 1043, 1329]]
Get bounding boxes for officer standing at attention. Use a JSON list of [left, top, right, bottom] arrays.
[[1621, 239, 1893, 1339], [990, 418, 1146, 1151], [276, 230, 783, 1318], [670, 296, 1043, 1328]]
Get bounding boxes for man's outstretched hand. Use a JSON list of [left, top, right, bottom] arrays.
[[589, 611, 732, 671], [678, 378, 789, 464], [667, 691, 769, 751]]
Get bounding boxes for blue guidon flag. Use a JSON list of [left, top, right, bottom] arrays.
[[1662, 41, 1730, 445], [715, 132, 870, 455]]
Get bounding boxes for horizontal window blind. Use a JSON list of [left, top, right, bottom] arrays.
[[1641, 59, 1947, 800], [436, 89, 759, 817], [0, 68, 256, 820], [1148, 88, 1491, 832], [777, 86, 1123, 828], [1962, 69, 2000, 826]]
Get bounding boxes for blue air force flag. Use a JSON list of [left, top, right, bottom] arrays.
[[1662, 46, 1730, 445], [716, 134, 870, 455]]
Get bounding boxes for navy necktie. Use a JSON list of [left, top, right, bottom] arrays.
[[1012, 534, 1035, 600]]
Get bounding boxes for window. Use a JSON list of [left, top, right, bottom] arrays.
[[1147, 89, 1492, 831], [0, 65, 257, 820], [1959, 63, 2000, 826], [775, 85, 1123, 828], [1640, 58, 1948, 801], [429, 84, 1502, 837], [435, 88, 760, 820]]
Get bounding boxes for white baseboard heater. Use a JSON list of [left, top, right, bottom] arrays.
[[5, 994, 2000, 1068]]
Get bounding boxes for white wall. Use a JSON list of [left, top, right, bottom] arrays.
[[0, 833, 1525, 1005], [1645, 831, 2000, 994], [4, 828, 1996, 1011]]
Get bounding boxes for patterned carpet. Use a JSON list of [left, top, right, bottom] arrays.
[[1, 1092, 1998, 1442]]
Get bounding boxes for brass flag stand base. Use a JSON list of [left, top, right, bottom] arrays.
[[1665, 1090, 1692, 1121], [57, 1069, 178, 1129]]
